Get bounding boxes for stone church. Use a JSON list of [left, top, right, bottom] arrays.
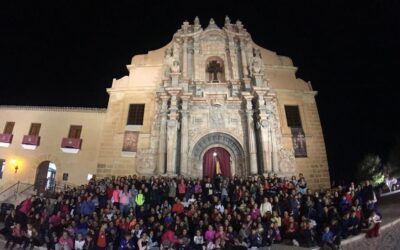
[[0, 17, 330, 192]]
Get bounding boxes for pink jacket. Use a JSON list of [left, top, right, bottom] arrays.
[[19, 198, 32, 215]]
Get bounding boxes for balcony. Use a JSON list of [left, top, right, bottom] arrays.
[[60, 138, 82, 154], [21, 135, 40, 150], [0, 133, 13, 148]]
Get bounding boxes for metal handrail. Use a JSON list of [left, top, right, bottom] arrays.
[[0, 181, 20, 196], [18, 183, 34, 194]]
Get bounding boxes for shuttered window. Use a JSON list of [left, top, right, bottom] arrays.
[[127, 104, 145, 125], [29, 123, 41, 136], [68, 125, 82, 139], [3, 122, 15, 134]]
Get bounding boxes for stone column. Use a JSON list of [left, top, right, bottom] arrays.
[[182, 37, 188, 79], [243, 93, 258, 175], [180, 94, 191, 175], [166, 88, 181, 175], [157, 94, 169, 174], [253, 88, 271, 173]]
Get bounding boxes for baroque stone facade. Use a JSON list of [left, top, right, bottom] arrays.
[[0, 17, 330, 190], [96, 17, 330, 189]]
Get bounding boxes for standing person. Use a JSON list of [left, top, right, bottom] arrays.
[[55, 231, 73, 250], [168, 179, 177, 204], [119, 186, 132, 216], [112, 185, 121, 209], [260, 197, 272, 217], [137, 232, 149, 250], [178, 179, 186, 201]]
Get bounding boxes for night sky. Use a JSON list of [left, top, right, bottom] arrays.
[[1, 1, 399, 184]]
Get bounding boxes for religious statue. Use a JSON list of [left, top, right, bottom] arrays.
[[251, 48, 263, 74], [171, 60, 180, 73], [236, 20, 244, 32], [194, 16, 201, 31], [164, 48, 175, 77], [224, 16, 233, 31]]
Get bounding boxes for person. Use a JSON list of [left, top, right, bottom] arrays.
[[321, 226, 336, 250], [5, 223, 24, 250], [55, 231, 73, 250], [95, 224, 108, 250], [193, 229, 205, 250], [74, 234, 86, 250], [260, 197, 272, 217], [137, 232, 149, 250], [367, 211, 381, 238]]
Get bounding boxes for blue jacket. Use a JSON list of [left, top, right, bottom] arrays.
[[80, 200, 95, 216]]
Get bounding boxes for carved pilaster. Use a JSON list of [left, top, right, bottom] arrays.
[[180, 94, 191, 175], [157, 94, 169, 174], [166, 88, 182, 175], [243, 93, 258, 175]]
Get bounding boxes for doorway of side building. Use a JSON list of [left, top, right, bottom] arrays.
[[34, 161, 56, 193]]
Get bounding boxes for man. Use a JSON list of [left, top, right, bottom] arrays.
[[80, 196, 95, 216]]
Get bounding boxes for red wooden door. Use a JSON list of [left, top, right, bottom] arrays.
[[34, 161, 49, 193]]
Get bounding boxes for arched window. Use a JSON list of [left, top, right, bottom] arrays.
[[206, 57, 225, 83]]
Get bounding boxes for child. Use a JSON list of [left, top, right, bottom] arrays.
[[367, 211, 381, 238]]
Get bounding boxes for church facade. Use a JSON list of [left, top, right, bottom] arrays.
[[0, 17, 330, 192]]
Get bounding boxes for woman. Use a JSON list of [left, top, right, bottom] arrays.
[[137, 232, 149, 250]]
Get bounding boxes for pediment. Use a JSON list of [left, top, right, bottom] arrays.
[[200, 30, 226, 43]]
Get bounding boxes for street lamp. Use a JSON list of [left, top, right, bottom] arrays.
[[10, 159, 18, 173]]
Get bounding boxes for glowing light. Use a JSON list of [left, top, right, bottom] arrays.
[[213, 152, 217, 157]]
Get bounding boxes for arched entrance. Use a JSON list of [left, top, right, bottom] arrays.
[[203, 147, 231, 179], [34, 161, 56, 193], [190, 132, 246, 178]]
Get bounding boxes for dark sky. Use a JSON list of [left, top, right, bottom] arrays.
[[1, 0, 399, 183]]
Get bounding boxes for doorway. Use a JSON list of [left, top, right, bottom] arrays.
[[203, 147, 231, 179], [34, 161, 56, 193]]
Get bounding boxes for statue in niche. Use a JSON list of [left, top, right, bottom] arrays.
[[251, 48, 263, 74], [171, 60, 180, 73], [164, 48, 175, 77], [236, 20, 244, 32], [207, 60, 223, 82]]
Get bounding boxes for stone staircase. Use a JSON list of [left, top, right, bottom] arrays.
[[0, 182, 35, 206]]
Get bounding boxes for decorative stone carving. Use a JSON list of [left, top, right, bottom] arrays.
[[236, 20, 244, 32], [194, 16, 201, 31], [206, 18, 219, 30], [278, 148, 295, 173], [137, 149, 156, 174], [209, 105, 225, 128], [251, 48, 263, 74], [164, 48, 175, 78], [171, 60, 180, 73]]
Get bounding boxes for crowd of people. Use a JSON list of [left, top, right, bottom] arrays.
[[0, 173, 382, 250]]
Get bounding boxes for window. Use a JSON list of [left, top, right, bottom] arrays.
[[68, 125, 82, 139], [29, 123, 41, 136], [3, 122, 15, 134], [0, 159, 4, 179], [285, 105, 302, 128], [127, 104, 145, 125]]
